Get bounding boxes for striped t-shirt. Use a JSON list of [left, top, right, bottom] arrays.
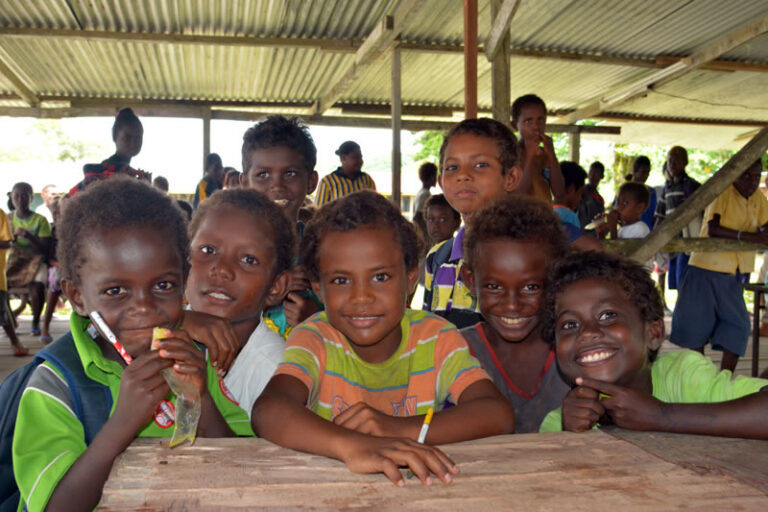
[[275, 309, 489, 420], [314, 168, 376, 207]]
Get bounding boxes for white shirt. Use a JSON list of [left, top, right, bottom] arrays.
[[618, 221, 650, 239], [223, 316, 285, 418]]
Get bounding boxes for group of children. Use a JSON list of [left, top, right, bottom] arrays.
[[6, 109, 768, 510]]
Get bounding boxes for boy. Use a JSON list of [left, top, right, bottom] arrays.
[[13, 179, 253, 511], [539, 251, 767, 439], [0, 204, 28, 356], [424, 194, 461, 246], [423, 118, 522, 328], [553, 161, 586, 228], [240, 115, 321, 334], [577, 161, 605, 230], [671, 161, 768, 372], [194, 152, 225, 209], [253, 191, 514, 487], [596, 182, 650, 240]]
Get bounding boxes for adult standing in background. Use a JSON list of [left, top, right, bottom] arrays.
[[315, 141, 375, 207], [194, 153, 224, 209], [577, 161, 605, 230]]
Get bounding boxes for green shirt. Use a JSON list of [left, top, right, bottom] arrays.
[[13, 313, 253, 511], [539, 350, 768, 432], [11, 211, 50, 253]]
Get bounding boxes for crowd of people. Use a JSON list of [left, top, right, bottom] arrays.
[[2, 100, 767, 511]]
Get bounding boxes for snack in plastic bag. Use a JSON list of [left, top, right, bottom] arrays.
[[152, 327, 201, 447]]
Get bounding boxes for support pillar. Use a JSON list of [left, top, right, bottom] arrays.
[[391, 44, 402, 209], [463, 0, 478, 118]]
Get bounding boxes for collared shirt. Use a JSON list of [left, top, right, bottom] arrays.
[[654, 174, 701, 222], [194, 177, 222, 209], [314, 168, 376, 207], [422, 227, 481, 329], [689, 185, 768, 274]]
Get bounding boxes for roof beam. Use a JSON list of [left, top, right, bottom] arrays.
[[484, 0, 521, 61], [312, 0, 423, 115], [559, 13, 768, 124], [0, 50, 38, 106]]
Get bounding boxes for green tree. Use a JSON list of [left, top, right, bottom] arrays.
[[411, 130, 443, 164]]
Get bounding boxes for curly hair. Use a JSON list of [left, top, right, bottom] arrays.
[[439, 118, 519, 172], [560, 161, 587, 191], [511, 94, 547, 125], [301, 190, 423, 281], [58, 177, 189, 286], [242, 115, 317, 176], [424, 193, 460, 222], [189, 188, 296, 276], [540, 251, 664, 345], [618, 182, 650, 207], [463, 195, 568, 269]]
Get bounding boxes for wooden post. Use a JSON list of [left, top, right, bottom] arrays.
[[568, 131, 580, 163], [463, 0, 478, 119], [629, 125, 768, 263], [391, 44, 402, 210], [202, 106, 211, 175], [490, 0, 511, 128]]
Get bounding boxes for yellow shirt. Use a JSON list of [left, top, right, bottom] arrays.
[[0, 211, 12, 291], [689, 185, 768, 274]]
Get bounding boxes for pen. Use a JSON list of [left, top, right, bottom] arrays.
[[406, 408, 435, 479]]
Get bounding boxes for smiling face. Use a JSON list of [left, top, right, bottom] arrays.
[[63, 226, 184, 359], [467, 240, 548, 345], [244, 146, 318, 220], [312, 226, 417, 363], [186, 205, 284, 336], [554, 277, 663, 387], [114, 124, 143, 159], [425, 203, 460, 244], [439, 133, 519, 219]]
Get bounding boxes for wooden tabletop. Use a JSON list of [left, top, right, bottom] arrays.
[[99, 430, 768, 511]]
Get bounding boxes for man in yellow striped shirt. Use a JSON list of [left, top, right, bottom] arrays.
[[315, 141, 376, 207]]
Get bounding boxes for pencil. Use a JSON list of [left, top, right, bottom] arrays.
[[406, 408, 435, 479], [89, 311, 133, 364]]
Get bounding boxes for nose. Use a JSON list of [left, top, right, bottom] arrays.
[[209, 257, 235, 281], [130, 289, 157, 316], [350, 280, 374, 304], [504, 289, 523, 313], [577, 318, 601, 342], [455, 163, 472, 182]]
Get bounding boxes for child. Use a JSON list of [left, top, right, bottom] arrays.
[[412, 162, 438, 239], [460, 196, 571, 433], [40, 195, 63, 343], [253, 191, 514, 486], [511, 94, 565, 204], [0, 204, 28, 356], [185, 189, 294, 416], [13, 178, 253, 511], [553, 161, 586, 228], [240, 115, 321, 334], [424, 193, 460, 246], [671, 161, 768, 372], [577, 161, 605, 230], [423, 118, 522, 328], [223, 167, 241, 189], [7, 182, 51, 336], [539, 251, 768, 439], [628, 156, 657, 229], [315, 141, 376, 207], [596, 182, 650, 240], [194, 152, 225, 209]]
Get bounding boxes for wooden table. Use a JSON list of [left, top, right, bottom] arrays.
[[99, 430, 767, 510]]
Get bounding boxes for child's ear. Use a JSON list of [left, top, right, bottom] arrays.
[[406, 266, 419, 295], [311, 280, 323, 303], [239, 172, 249, 187], [645, 318, 665, 351], [459, 265, 475, 293], [60, 279, 87, 317], [504, 165, 523, 193], [306, 170, 319, 195], [265, 270, 291, 307]]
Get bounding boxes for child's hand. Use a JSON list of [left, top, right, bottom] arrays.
[[341, 435, 458, 487], [333, 402, 401, 438], [283, 292, 321, 327], [562, 383, 605, 432], [13, 227, 29, 239], [285, 266, 312, 295], [576, 377, 666, 431], [113, 351, 173, 431], [180, 310, 239, 376], [537, 134, 556, 158], [153, 330, 208, 397]]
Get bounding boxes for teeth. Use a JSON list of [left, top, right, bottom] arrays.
[[273, 199, 289, 206], [499, 316, 527, 326], [578, 351, 613, 363], [207, 292, 232, 301], [352, 316, 377, 320]]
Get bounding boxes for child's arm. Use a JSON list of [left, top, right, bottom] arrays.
[[333, 380, 514, 443], [541, 135, 565, 201], [14, 228, 51, 255], [180, 310, 240, 376], [253, 375, 459, 487], [577, 377, 768, 439]]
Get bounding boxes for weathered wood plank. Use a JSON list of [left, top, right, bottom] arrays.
[[605, 237, 766, 255]]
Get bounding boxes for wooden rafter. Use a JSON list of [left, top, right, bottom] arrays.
[[484, 0, 521, 61], [0, 50, 38, 106], [559, 14, 768, 125]]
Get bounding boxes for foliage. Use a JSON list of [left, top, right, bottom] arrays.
[[411, 130, 443, 165], [0, 120, 108, 163]]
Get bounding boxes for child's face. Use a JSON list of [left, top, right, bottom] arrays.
[[615, 192, 645, 225], [515, 104, 546, 142], [553, 277, 663, 387], [425, 204, 459, 243], [244, 146, 318, 220], [563, 185, 584, 211], [465, 240, 547, 344], [312, 226, 418, 364], [10, 187, 31, 213], [63, 227, 184, 358], [187, 205, 284, 326], [114, 124, 143, 158], [439, 133, 519, 218]]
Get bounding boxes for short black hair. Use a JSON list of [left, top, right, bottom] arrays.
[[189, 188, 296, 276], [589, 161, 605, 174], [633, 156, 651, 172], [177, 200, 193, 221], [112, 107, 142, 141], [301, 190, 422, 280], [464, 195, 568, 270], [618, 182, 650, 207], [418, 162, 438, 185], [205, 153, 223, 170], [560, 161, 587, 191], [511, 94, 547, 124], [439, 118, 519, 172], [241, 115, 317, 176], [424, 193, 460, 222], [58, 177, 189, 287], [541, 251, 663, 348], [153, 176, 169, 191], [12, 182, 33, 196], [335, 140, 360, 156]]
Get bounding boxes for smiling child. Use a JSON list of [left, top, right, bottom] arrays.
[[253, 191, 513, 487], [539, 251, 768, 438]]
